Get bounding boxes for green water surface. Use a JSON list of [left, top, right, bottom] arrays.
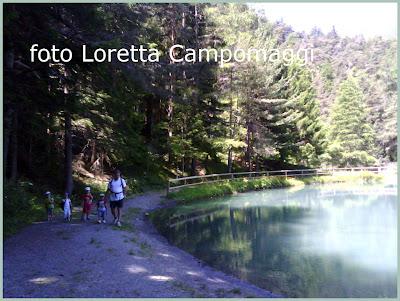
[[152, 183, 397, 297]]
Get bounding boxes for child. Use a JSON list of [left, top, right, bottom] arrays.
[[45, 191, 55, 221], [62, 192, 72, 222], [81, 187, 93, 221], [97, 193, 107, 224]]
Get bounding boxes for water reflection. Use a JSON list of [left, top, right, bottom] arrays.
[[152, 184, 397, 297]]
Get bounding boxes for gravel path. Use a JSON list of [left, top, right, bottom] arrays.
[[4, 192, 278, 298]]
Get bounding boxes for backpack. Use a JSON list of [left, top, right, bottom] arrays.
[[108, 177, 125, 196]]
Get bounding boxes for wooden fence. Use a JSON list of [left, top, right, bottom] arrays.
[[167, 166, 393, 194]]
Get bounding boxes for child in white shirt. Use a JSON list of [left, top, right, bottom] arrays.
[[62, 192, 72, 222]]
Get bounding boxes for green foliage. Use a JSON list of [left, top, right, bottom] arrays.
[[300, 171, 383, 185], [168, 176, 300, 202], [285, 61, 327, 166], [169, 171, 383, 202], [3, 182, 59, 238], [319, 62, 334, 92], [328, 76, 377, 166], [3, 4, 395, 236]]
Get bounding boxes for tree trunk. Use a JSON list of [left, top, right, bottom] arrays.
[[255, 155, 260, 172], [90, 140, 96, 164], [4, 46, 15, 178], [64, 111, 73, 194], [229, 208, 238, 240], [10, 109, 18, 182], [181, 157, 185, 176], [191, 157, 196, 176], [167, 16, 177, 164], [246, 122, 252, 171], [3, 107, 14, 177], [227, 148, 233, 173], [227, 69, 234, 173], [27, 136, 33, 174]]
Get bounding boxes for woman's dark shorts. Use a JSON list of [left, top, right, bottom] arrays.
[[110, 199, 124, 209]]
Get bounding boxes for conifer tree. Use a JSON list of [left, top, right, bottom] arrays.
[[286, 62, 327, 166], [328, 75, 377, 166]]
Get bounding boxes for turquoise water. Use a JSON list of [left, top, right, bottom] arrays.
[[152, 183, 397, 297]]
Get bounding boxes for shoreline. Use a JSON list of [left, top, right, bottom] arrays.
[[167, 172, 385, 203], [4, 176, 394, 298], [4, 192, 279, 298]]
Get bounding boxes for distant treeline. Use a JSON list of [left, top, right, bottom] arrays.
[[4, 3, 397, 194]]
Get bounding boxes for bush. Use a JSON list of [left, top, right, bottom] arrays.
[[168, 176, 302, 203], [4, 181, 62, 238], [293, 171, 383, 185], [168, 172, 383, 203]]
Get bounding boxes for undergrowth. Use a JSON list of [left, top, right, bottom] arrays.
[[168, 171, 384, 203]]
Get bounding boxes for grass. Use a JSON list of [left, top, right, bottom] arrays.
[[89, 237, 102, 248], [4, 170, 384, 238], [168, 171, 384, 203], [4, 170, 165, 238], [3, 181, 63, 238], [111, 207, 141, 232], [112, 224, 135, 232], [72, 269, 89, 282], [138, 241, 152, 257], [168, 176, 300, 202], [215, 288, 227, 297], [140, 241, 151, 251], [106, 247, 116, 253], [300, 171, 384, 185], [228, 288, 242, 295], [172, 281, 196, 296]]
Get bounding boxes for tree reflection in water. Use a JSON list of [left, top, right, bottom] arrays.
[[151, 184, 397, 297]]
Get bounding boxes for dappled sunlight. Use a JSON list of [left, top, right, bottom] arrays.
[[29, 276, 58, 285], [148, 275, 174, 282], [126, 265, 148, 274], [31, 221, 49, 225], [206, 277, 226, 284], [186, 271, 202, 277], [158, 252, 175, 258]]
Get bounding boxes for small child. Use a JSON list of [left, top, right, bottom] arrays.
[[97, 193, 107, 224], [62, 192, 72, 222], [45, 191, 55, 221], [81, 187, 93, 221]]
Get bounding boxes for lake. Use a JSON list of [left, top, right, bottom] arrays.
[[151, 183, 397, 297]]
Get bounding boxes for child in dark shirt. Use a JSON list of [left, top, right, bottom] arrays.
[[97, 193, 107, 224]]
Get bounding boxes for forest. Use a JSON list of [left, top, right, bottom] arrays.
[[4, 4, 397, 201]]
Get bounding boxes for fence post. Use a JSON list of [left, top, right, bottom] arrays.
[[285, 171, 287, 179]]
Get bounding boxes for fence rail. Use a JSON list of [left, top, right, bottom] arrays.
[[167, 166, 394, 194]]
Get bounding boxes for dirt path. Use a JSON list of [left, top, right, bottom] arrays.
[[4, 192, 278, 298]]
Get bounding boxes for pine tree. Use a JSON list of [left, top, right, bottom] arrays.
[[286, 62, 327, 167], [328, 75, 377, 166]]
